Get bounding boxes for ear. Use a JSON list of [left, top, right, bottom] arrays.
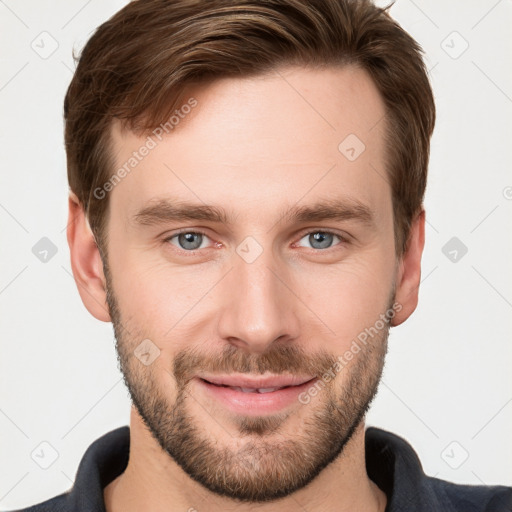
[[66, 191, 111, 322], [391, 210, 425, 327]]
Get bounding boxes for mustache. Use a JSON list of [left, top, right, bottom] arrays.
[[173, 343, 338, 388]]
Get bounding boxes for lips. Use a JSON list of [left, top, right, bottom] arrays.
[[198, 374, 316, 394], [196, 374, 320, 416]]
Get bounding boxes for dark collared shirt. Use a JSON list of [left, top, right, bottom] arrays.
[[9, 426, 512, 511]]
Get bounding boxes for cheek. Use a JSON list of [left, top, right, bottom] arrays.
[[109, 247, 220, 341], [294, 249, 396, 347]]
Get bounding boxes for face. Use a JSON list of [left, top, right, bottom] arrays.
[[102, 65, 398, 502]]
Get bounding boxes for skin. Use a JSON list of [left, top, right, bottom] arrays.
[[67, 65, 425, 512]]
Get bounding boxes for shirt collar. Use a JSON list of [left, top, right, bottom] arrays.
[[68, 425, 130, 511], [365, 426, 446, 512]]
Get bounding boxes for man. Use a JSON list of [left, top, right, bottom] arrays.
[[12, 0, 512, 511]]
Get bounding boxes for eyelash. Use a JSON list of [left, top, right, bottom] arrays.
[[162, 229, 348, 255]]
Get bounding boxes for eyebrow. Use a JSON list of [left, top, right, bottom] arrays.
[[282, 198, 374, 226], [131, 197, 374, 228], [132, 199, 230, 226]]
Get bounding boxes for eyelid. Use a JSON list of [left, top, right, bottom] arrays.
[[295, 227, 349, 240]]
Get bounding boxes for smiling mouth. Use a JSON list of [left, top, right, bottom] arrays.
[[199, 377, 317, 394]]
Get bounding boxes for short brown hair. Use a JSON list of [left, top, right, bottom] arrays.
[[64, 0, 435, 259]]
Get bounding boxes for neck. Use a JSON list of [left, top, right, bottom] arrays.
[[104, 407, 387, 512]]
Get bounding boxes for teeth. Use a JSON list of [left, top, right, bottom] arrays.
[[228, 387, 257, 393], [229, 386, 283, 393], [206, 380, 290, 393]]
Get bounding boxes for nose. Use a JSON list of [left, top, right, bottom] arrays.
[[216, 245, 300, 354]]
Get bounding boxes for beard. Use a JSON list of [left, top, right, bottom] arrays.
[[103, 260, 390, 503]]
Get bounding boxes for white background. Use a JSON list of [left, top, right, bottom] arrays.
[[1, 0, 511, 509]]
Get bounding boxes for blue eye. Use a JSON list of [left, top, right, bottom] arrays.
[[168, 232, 210, 250], [164, 229, 344, 254], [297, 231, 342, 250]]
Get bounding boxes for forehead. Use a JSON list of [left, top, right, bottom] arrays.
[[108, 65, 389, 223]]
